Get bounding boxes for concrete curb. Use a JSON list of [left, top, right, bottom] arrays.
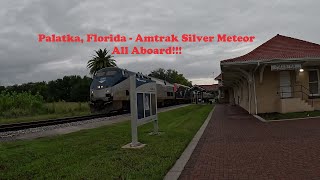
[[267, 115, 320, 122], [254, 114, 320, 123], [253, 114, 267, 123], [163, 106, 215, 180]]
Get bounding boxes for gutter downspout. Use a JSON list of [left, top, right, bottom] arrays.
[[253, 62, 260, 115]]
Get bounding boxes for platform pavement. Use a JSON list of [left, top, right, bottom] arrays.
[[177, 104, 320, 179]]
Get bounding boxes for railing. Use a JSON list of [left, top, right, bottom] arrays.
[[278, 84, 314, 107]]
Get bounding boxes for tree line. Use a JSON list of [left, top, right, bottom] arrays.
[[148, 68, 192, 87], [0, 76, 92, 102], [0, 48, 193, 103]]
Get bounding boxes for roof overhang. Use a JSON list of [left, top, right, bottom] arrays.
[[221, 63, 252, 87], [221, 58, 320, 88], [221, 64, 256, 88], [221, 57, 320, 66]]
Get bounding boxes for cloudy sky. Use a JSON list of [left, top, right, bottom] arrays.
[[1, 0, 320, 86]]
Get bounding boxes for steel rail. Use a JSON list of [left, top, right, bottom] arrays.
[[0, 104, 188, 133], [0, 113, 117, 132]]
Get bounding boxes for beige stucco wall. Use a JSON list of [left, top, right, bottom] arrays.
[[255, 67, 316, 113], [255, 67, 281, 113], [228, 88, 235, 105], [294, 67, 320, 110], [239, 81, 249, 111], [227, 65, 320, 114], [293, 69, 308, 100], [230, 66, 277, 114], [279, 98, 313, 113], [232, 78, 255, 113], [310, 99, 320, 110]]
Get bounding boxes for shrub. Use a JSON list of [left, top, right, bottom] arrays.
[[0, 91, 45, 118], [44, 102, 89, 115]]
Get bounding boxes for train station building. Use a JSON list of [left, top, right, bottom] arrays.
[[220, 34, 320, 114], [215, 74, 229, 103]]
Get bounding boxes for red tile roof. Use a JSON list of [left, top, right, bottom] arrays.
[[198, 84, 219, 91], [221, 34, 320, 63]]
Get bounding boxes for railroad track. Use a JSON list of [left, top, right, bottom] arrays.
[[0, 113, 119, 132], [0, 104, 188, 133]]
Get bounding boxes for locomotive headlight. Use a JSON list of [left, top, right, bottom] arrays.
[[91, 90, 94, 94], [106, 89, 110, 93]]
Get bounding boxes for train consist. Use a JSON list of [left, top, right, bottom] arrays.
[[89, 67, 212, 113]]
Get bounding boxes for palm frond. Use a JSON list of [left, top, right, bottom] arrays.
[[87, 48, 117, 75]]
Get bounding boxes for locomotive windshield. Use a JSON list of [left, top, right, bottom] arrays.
[[91, 69, 124, 89], [96, 70, 118, 77]]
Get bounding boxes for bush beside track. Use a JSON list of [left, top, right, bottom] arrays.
[[0, 91, 90, 124]]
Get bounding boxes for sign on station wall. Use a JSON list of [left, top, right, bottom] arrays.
[[271, 63, 301, 71]]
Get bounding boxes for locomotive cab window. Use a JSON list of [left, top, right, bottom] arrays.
[[96, 71, 105, 77], [105, 70, 117, 76], [123, 71, 129, 77]]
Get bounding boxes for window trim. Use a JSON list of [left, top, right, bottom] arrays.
[[308, 69, 320, 96]]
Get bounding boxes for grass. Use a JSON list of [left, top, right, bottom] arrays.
[[259, 110, 320, 120], [0, 104, 213, 180], [0, 102, 90, 125], [45, 102, 89, 114]]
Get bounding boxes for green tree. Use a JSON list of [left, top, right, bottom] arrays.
[[87, 48, 117, 75], [149, 68, 192, 87], [0, 86, 5, 92], [4, 75, 92, 103]]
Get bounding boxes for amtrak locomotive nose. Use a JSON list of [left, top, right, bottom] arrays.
[[89, 67, 193, 114], [89, 67, 134, 113], [90, 70, 116, 101], [90, 69, 115, 110]]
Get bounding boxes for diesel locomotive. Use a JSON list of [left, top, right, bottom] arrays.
[[89, 67, 192, 113]]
